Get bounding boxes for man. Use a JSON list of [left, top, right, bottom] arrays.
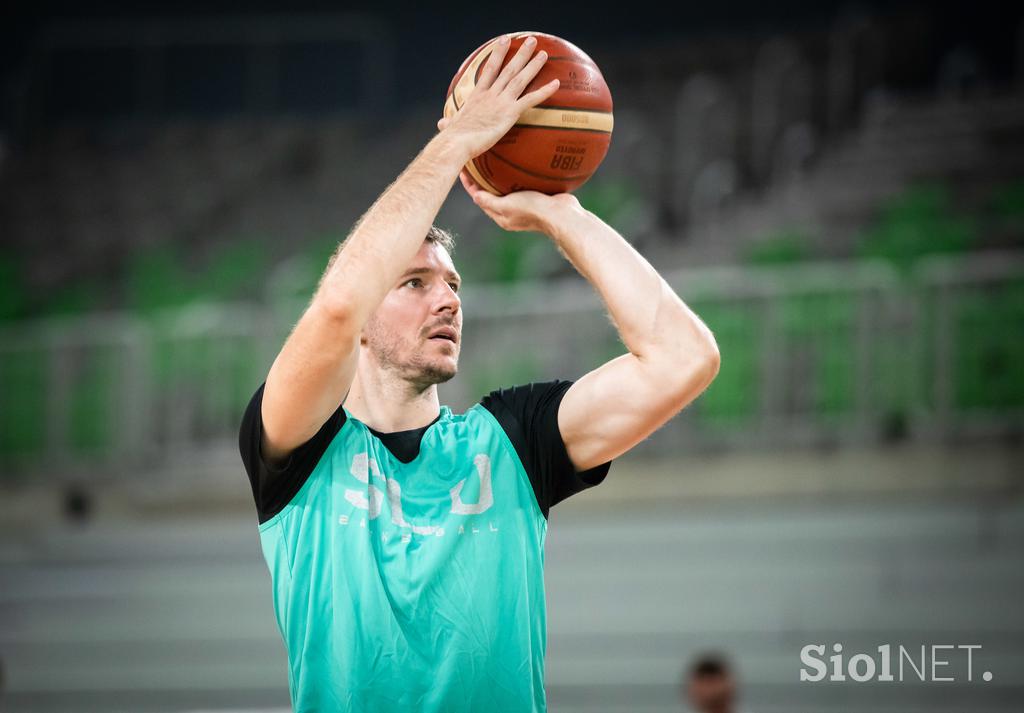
[[682, 653, 749, 713], [239, 34, 720, 712]]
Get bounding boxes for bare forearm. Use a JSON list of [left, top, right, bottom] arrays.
[[546, 206, 718, 366], [315, 133, 468, 323]]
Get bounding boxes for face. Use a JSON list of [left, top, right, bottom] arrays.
[[361, 240, 463, 389], [687, 674, 736, 713]]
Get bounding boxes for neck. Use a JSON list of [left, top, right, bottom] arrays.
[[343, 353, 441, 433]]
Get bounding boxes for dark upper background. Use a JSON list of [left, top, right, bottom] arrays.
[[1, 0, 1020, 130]]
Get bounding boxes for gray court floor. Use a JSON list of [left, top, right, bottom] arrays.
[[1, 496, 1021, 712]]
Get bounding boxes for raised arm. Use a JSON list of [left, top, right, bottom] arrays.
[[456, 173, 720, 472], [544, 205, 720, 470], [260, 34, 560, 465]]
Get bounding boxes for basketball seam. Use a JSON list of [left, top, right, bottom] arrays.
[[468, 157, 503, 195], [513, 124, 613, 135], [526, 105, 612, 113]]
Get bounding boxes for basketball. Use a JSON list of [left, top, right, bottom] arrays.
[[444, 31, 614, 196]]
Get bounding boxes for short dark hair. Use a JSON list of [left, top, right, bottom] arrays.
[[323, 224, 456, 286], [690, 653, 732, 679], [425, 225, 456, 254]]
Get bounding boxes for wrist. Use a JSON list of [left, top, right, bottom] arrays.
[[543, 195, 590, 238], [426, 131, 472, 172]]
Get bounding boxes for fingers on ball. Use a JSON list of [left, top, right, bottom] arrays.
[[518, 78, 560, 107], [480, 38, 512, 86], [496, 41, 544, 92]]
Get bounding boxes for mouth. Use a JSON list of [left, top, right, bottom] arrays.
[[427, 326, 458, 344]]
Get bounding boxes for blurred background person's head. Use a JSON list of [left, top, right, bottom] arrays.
[[683, 653, 739, 713]]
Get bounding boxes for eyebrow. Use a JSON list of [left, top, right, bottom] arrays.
[[401, 267, 462, 285]]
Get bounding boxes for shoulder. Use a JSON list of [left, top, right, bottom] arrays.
[[475, 379, 611, 519], [238, 381, 349, 524], [478, 380, 574, 424]]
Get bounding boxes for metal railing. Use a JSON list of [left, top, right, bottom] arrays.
[[1, 253, 1022, 479]]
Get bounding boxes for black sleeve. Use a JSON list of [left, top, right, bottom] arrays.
[[238, 381, 347, 525], [480, 380, 612, 519]]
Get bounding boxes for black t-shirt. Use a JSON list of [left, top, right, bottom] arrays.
[[238, 380, 612, 524]]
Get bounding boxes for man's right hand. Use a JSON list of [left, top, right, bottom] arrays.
[[437, 35, 560, 160]]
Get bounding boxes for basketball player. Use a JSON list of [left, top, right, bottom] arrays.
[[239, 35, 720, 712]]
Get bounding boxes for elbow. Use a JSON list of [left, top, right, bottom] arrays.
[[315, 293, 358, 325], [665, 304, 720, 389], [689, 313, 721, 387], [684, 332, 721, 392], [703, 338, 721, 386], [679, 339, 720, 395], [684, 342, 720, 406], [643, 336, 720, 397]]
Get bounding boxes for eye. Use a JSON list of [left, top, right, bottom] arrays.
[[404, 278, 423, 288], [449, 282, 460, 293]]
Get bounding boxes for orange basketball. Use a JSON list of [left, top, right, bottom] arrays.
[[444, 31, 614, 196]]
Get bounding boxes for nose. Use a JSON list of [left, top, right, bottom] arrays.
[[434, 282, 461, 315]]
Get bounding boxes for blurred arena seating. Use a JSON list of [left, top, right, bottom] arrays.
[[1, 91, 1021, 475], [0, 11, 1022, 480]]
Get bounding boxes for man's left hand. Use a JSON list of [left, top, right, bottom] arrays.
[[456, 166, 581, 234]]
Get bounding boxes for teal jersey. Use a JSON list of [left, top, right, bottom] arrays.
[[239, 381, 611, 712]]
